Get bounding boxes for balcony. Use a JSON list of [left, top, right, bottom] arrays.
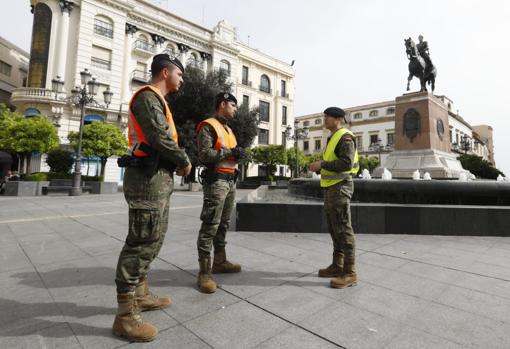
[[10, 87, 55, 104], [241, 79, 252, 87], [91, 57, 111, 71], [133, 40, 156, 57], [131, 70, 150, 84]]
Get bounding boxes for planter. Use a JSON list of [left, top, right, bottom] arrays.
[[84, 181, 118, 194], [4, 181, 38, 196]]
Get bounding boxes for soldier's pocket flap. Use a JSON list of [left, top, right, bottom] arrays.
[[128, 200, 160, 210]]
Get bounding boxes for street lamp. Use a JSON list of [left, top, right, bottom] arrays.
[[460, 134, 471, 154], [285, 120, 309, 178], [51, 68, 113, 196]]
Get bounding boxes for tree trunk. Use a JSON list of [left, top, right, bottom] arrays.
[[26, 153, 32, 174], [100, 157, 107, 178]]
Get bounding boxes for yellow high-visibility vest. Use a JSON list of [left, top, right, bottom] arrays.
[[320, 128, 359, 187]]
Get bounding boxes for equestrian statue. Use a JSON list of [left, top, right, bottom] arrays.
[[405, 35, 437, 92]]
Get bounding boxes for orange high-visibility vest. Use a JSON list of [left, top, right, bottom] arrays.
[[128, 85, 178, 157], [196, 117, 238, 174]]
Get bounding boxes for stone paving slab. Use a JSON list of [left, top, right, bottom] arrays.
[[1, 192, 510, 348]]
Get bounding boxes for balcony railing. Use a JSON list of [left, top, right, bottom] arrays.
[[91, 57, 111, 71], [94, 24, 113, 38], [259, 86, 272, 94], [241, 79, 252, 87], [133, 40, 156, 53], [10, 87, 55, 103], [132, 70, 151, 83]]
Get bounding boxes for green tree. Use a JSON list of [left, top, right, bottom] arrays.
[[358, 155, 380, 174], [287, 148, 307, 177], [458, 154, 504, 179], [68, 121, 127, 177], [46, 149, 74, 174], [250, 145, 287, 179], [0, 109, 59, 174], [167, 67, 259, 181]]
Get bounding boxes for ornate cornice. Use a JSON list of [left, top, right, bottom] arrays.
[[59, 0, 74, 14], [125, 23, 138, 35]]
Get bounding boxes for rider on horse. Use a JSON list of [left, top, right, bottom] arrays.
[[416, 35, 433, 75]]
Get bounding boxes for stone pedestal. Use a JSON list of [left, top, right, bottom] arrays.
[[374, 92, 468, 178]]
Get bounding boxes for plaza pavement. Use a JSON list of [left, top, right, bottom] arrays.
[[1, 188, 510, 348]]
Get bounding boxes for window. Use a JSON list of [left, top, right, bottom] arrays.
[[260, 74, 270, 93], [94, 17, 113, 38], [242, 66, 249, 85], [369, 110, 378, 117], [135, 35, 153, 52], [282, 106, 287, 125], [0, 60, 11, 77], [386, 107, 395, 115], [303, 121, 310, 127], [258, 128, 269, 145], [243, 95, 249, 107], [315, 139, 321, 151], [353, 112, 362, 120], [188, 52, 199, 67], [387, 133, 394, 145], [303, 141, 309, 151], [259, 101, 270, 122], [370, 135, 379, 146], [282, 132, 287, 147], [165, 44, 177, 56], [314, 118, 322, 125], [91, 45, 112, 70], [355, 135, 363, 151], [220, 60, 230, 76], [281, 80, 286, 97], [449, 130, 453, 143]]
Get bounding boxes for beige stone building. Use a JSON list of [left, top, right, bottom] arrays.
[[0, 36, 29, 110]]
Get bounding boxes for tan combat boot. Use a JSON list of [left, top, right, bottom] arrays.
[[318, 251, 343, 277], [212, 247, 241, 273], [135, 275, 171, 312], [197, 257, 217, 293], [112, 293, 158, 342], [330, 258, 357, 289]]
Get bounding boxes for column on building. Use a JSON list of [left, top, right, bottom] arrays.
[[56, 0, 73, 90], [122, 23, 137, 103]]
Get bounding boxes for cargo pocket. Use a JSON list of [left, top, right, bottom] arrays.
[[127, 202, 161, 244]]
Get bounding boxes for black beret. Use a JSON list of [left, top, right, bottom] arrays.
[[151, 53, 184, 73], [216, 92, 237, 105], [324, 107, 345, 118]]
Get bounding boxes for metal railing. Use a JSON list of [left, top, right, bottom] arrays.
[[133, 40, 156, 53], [132, 70, 151, 83], [91, 57, 111, 71], [94, 24, 113, 38]]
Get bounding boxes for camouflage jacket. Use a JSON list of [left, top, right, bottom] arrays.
[[131, 90, 189, 167], [197, 115, 234, 166]]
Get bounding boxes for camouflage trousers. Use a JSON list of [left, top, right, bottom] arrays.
[[197, 179, 236, 258], [115, 167, 173, 294], [324, 180, 356, 262]]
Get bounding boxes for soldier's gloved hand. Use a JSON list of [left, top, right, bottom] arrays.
[[231, 146, 246, 160]]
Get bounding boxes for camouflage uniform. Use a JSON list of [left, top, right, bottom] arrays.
[[196, 117, 236, 258], [321, 133, 356, 270], [115, 90, 190, 294]]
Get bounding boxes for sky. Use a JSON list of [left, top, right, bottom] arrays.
[[1, 0, 509, 175]]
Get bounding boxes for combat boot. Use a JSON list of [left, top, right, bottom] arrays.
[[212, 247, 241, 273], [135, 275, 171, 312], [318, 251, 343, 277], [330, 258, 357, 289], [197, 257, 217, 293], [112, 293, 158, 342]]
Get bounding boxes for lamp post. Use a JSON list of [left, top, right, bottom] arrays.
[[285, 120, 309, 178], [460, 134, 471, 154], [51, 68, 113, 196]]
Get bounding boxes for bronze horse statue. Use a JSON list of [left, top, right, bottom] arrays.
[[405, 38, 436, 92]]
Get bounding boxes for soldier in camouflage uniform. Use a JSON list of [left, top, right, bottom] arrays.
[[195, 92, 246, 293], [308, 107, 359, 289], [113, 54, 191, 342]]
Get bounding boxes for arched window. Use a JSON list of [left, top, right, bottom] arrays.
[[260, 74, 270, 93], [353, 112, 362, 120], [24, 107, 41, 117], [369, 110, 378, 117], [28, 3, 52, 88], [187, 52, 199, 68], [165, 44, 177, 57], [84, 114, 105, 125], [220, 59, 230, 76], [94, 15, 113, 38]]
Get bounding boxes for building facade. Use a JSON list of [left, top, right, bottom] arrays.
[[11, 0, 295, 180], [295, 95, 493, 167], [0, 36, 29, 110]]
